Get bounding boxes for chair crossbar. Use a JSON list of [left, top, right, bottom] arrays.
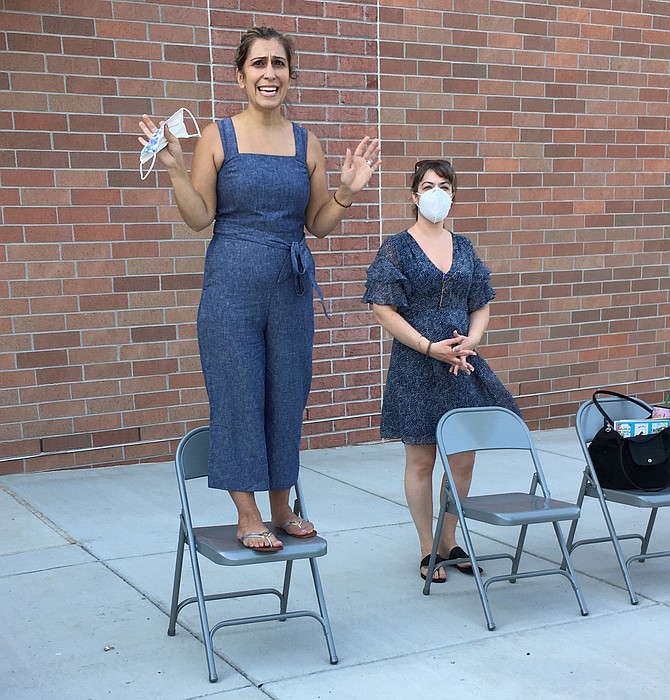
[[210, 609, 329, 636], [591, 487, 670, 508], [174, 588, 283, 618], [570, 533, 643, 550], [627, 549, 670, 565], [482, 567, 579, 592]]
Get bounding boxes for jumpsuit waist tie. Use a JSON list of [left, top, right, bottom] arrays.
[[211, 230, 330, 318]]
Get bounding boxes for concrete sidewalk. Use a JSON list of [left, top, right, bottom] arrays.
[[1, 428, 669, 699]]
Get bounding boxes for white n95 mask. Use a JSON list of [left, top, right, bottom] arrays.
[[139, 108, 201, 180], [418, 187, 453, 223]]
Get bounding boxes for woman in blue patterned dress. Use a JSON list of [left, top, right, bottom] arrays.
[[139, 27, 380, 552], [363, 160, 519, 582]]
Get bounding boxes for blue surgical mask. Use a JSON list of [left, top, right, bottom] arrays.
[[139, 108, 200, 180], [418, 187, 452, 223]]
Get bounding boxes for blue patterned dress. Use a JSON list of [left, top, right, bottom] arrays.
[[362, 231, 520, 444]]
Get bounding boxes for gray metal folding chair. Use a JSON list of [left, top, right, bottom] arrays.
[[167, 426, 337, 682], [568, 395, 670, 605], [424, 406, 588, 631]]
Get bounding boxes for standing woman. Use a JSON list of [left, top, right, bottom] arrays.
[[139, 26, 379, 551], [362, 160, 519, 582]]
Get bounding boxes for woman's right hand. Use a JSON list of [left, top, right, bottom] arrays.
[[429, 334, 476, 375], [138, 114, 185, 172]]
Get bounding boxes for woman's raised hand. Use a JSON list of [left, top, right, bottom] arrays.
[[138, 114, 184, 171], [339, 136, 381, 194]]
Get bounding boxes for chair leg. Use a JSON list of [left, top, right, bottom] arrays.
[[308, 557, 338, 664], [423, 486, 448, 597], [185, 538, 219, 682], [639, 508, 657, 563], [565, 474, 587, 556], [510, 524, 528, 582], [279, 560, 293, 619], [553, 521, 588, 616], [458, 515, 496, 631], [167, 524, 186, 636], [426, 483, 495, 629], [596, 490, 639, 605]]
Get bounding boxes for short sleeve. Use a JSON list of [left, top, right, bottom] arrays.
[[361, 238, 409, 308], [466, 249, 495, 313]]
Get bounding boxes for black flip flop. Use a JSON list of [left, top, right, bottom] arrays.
[[420, 554, 447, 583], [448, 546, 483, 576]]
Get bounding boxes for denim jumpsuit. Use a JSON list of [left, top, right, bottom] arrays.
[[197, 117, 318, 492]]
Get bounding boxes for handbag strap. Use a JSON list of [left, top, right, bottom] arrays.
[[592, 389, 652, 427]]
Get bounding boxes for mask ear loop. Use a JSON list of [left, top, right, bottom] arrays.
[[179, 108, 201, 138], [139, 152, 156, 181]]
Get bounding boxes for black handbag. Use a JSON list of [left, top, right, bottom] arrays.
[[588, 390, 670, 491]]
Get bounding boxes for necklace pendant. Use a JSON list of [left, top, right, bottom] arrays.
[[438, 272, 448, 308]]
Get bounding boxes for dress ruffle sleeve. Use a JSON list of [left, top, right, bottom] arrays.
[[362, 241, 409, 308], [466, 249, 495, 313]]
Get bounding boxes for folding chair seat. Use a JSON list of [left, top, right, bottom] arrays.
[[167, 426, 338, 682], [568, 396, 670, 605], [424, 406, 588, 631]]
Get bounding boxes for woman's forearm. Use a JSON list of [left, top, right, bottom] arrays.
[[307, 187, 355, 238], [166, 167, 215, 232], [372, 304, 431, 356], [467, 304, 490, 345]]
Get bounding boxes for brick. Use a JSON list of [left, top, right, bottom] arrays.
[[100, 58, 151, 79], [114, 276, 160, 293], [125, 227, 175, 241], [92, 427, 140, 448], [33, 331, 81, 351], [134, 390, 181, 410], [40, 432, 92, 453], [160, 273, 203, 291], [43, 16, 95, 37], [163, 44, 210, 64], [131, 325, 177, 343], [16, 350, 68, 369], [62, 36, 115, 57], [7, 32, 62, 54], [4, 207, 58, 225]]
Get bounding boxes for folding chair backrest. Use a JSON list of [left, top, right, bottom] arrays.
[[436, 406, 533, 455], [175, 425, 210, 481], [575, 396, 652, 446]]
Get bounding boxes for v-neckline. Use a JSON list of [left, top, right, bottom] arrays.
[[404, 230, 454, 276]]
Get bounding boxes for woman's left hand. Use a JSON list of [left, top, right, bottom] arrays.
[[339, 136, 381, 195], [449, 330, 478, 376], [451, 330, 478, 357]]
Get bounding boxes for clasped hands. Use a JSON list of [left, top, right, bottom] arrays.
[[429, 330, 477, 376]]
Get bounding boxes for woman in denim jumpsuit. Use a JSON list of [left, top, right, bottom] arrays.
[[139, 26, 379, 551]]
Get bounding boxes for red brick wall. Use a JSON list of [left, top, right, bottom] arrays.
[[1, 1, 669, 475]]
